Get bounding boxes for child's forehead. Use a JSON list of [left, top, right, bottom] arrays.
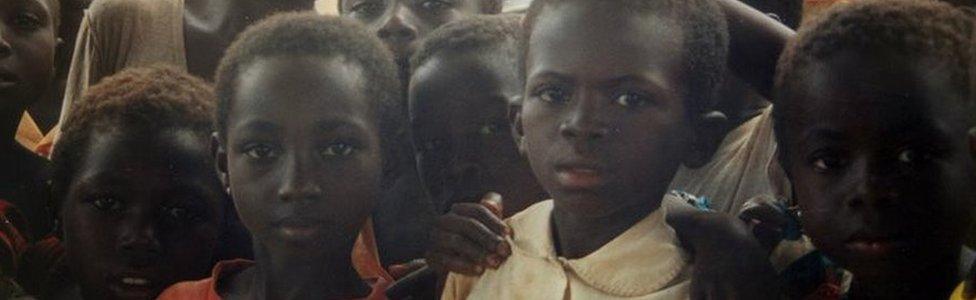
[[237, 56, 370, 110]]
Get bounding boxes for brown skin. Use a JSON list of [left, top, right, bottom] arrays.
[[409, 48, 546, 217], [780, 50, 976, 299], [215, 55, 382, 299], [30, 0, 81, 132], [339, 0, 489, 68], [182, 0, 314, 80], [522, 1, 699, 258], [0, 0, 58, 239], [60, 129, 223, 300], [426, 1, 779, 298]]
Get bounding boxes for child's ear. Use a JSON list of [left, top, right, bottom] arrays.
[[508, 100, 527, 156], [211, 133, 230, 191], [682, 110, 728, 168]]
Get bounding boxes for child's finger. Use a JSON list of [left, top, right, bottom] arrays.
[[426, 248, 485, 276], [435, 214, 507, 260], [479, 192, 504, 217], [451, 203, 511, 238]]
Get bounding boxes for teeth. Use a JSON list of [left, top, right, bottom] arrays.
[[121, 277, 149, 286]]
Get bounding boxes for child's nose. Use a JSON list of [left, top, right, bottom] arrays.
[[277, 155, 323, 202], [847, 160, 898, 210], [560, 97, 610, 141], [117, 219, 163, 263], [377, 4, 418, 45]]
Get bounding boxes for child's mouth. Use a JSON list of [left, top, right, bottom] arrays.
[[844, 237, 908, 258], [275, 217, 325, 241], [555, 165, 604, 190], [108, 273, 157, 299]]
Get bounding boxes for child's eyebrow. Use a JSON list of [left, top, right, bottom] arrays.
[[801, 126, 847, 143], [235, 120, 281, 134], [314, 118, 372, 133], [527, 71, 574, 85]]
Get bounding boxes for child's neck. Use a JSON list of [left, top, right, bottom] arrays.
[[848, 251, 960, 299], [551, 197, 659, 259], [244, 240, 370, 299]]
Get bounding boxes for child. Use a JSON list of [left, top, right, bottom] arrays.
[[159, 13, 403, 299], [410, 18, 779, 298], [339, 0, 503, 69], [771, 0, 976, 298], [48, 66, 225, 299], [441, 0, 779, 298], [339, 0, 505, 266], [53, 0, 317, 155], [1, 0, 59, 241], [408, 14, 544, 217]]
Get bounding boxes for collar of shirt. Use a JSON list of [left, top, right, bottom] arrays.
[[505, 197, 690, 297]]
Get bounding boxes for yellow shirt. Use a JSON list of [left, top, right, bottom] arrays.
[[951, 282, 970, 300], [442, 198, 692, 300]]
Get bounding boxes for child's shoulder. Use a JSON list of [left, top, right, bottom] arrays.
[[503, 200, 553, 229], [157, 259, 253, 300]]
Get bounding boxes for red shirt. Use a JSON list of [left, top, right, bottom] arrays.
[[157, 259, 391, 300]]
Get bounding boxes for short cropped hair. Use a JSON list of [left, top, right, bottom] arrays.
[[410, 14, 521, 75], [214, 12, 403, 174], [51, 66, 216, 211], [773, 0, 975, 149], [521, 0, 729, 115], [338, 0, 503, 15]]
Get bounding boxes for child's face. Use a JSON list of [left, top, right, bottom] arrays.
[[341, 0, 484, 63], [520, 2, 693, 216], [781, 50, 976, 281], [222, 55, 382, 256], [0, 0, 56, 112], [62, 129, 223, 300], [409, 49, 546, 215]]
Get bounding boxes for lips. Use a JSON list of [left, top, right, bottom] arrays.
[[554, 163, 605, 190], [273, 216, 326, 241], [107, 272, 158, 299], [844, 233, 909, 258]]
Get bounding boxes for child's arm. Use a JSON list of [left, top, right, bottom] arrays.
[[667, 204, 783, 299], [720, 0, 795, 99], [427, 194, 782, 298]]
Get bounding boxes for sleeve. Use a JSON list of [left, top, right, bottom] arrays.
[[58, 0, 142, 126]]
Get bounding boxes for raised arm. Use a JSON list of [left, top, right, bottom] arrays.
[[720, 0, 796, 100]]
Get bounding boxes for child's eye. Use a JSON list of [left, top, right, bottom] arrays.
[[244, 144, 277, 159], [91, 196, 123, 212], [11, 12, 42, 30], [322, 142, 356, 157], [535, 87, 569, 104], [613, 92, 651, 108], [420, 0, 452, 11], [897, 147, 936, 165], [163, 206, 198, 222], [351, 1, 383, 17], [479, 122, 506, 136], [810, 151, 847, 173]]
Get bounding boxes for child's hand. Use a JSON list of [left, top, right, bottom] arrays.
[[738, 195, 791, 254], [669, 208, 781, 299], [425, 193, 512, 276]]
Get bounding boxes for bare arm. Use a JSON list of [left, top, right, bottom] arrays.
[[720, 0, 795, 100]]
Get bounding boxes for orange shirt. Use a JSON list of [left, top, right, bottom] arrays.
[[158, 220, 392, 300], [157, 260, 391, 300]]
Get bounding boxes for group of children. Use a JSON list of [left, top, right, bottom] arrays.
[[0, 0, 974, 299]]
